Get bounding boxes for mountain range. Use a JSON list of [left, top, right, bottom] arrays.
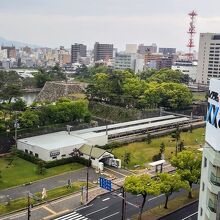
[[0, 36, 42, 48]]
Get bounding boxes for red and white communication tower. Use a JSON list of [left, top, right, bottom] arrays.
[[186, 10, 197, 61]]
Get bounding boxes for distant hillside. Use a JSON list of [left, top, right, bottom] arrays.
[[0, 36, 42, 48]]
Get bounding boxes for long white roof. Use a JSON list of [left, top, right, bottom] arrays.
[[18, 131, 87, 151]]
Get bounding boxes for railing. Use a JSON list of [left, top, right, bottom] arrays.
[[208, 198, 217, 213], [210, 172, 220, 186]]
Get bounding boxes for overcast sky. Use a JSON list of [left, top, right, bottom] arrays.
[[0, 0, 219, 51]]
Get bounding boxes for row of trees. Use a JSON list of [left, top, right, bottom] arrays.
[[124, 150, 202, 220], [86, 69, 192, 110]]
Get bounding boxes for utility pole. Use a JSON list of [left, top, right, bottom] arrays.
[[27, 193, 31, 220], [121, 187, 126, 220], [14, 111, 19, 148], [86, 145, 94, 202]]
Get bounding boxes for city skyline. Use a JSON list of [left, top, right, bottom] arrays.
[[0, 0, 219, 51]]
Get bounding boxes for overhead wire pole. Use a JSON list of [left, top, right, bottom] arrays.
[[86, 145, 94, 202]]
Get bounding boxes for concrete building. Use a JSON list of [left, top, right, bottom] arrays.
[[113, 52, 144, 73], [172, 60, 197, 81], [197, 33, 220, 85], [1, 46, 16, 59], [159, 47, 176, 55], [138, 43, 157, 54], [198, 78, 220, 220], [125, 44, 137, 53], [94, 42, 113, 62], [71, 44, 87, 64]]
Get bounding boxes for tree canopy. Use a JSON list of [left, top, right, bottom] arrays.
[[171, 150, 202, 198], [124, 174, 160, 220]]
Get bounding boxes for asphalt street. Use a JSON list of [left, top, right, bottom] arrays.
[[158, 200, 198, 220], [56, 185, 199, 220]]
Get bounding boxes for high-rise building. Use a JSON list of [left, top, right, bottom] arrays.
[[138, 44, 157, 54], [1, 46, 16, 59], [94, 42, 113, 62], [197, 33, 220, 85], [159, 48, 176, 55], [71, 44, 87, 63], [125, 44, 137, 53], [198, 78, 220, 220]]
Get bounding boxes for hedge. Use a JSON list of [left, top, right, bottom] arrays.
[[16, 150, 90, 168]]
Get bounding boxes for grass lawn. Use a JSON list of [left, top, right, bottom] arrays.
[[134, 189, 199, 220], [112, 128, 205, 169], [0, 157, 84, 190], [0, 182, 89, 215], [192, 92, 206, 102]]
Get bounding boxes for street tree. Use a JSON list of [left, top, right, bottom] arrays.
[[123, 152, 131, 167], [171, 150, 202, 198], [157, 173, 188, 209], [124, 174, 160, 220], [160, 142, 165, 159]]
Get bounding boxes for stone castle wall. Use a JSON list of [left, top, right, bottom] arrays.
[[35, 81, 85, 102]]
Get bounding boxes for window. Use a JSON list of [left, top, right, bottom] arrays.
[[204, 157, 207, 167], [30, 151, 33, 155], [25, 149, 28, 153], [202, 182, 205, 191], [52, 156, 57, 159], [91, 157, 95, 160], [61, 154, 66, 157], [35, 153, 39, 158]]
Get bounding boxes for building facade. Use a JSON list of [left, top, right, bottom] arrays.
[[94, 42, 113, 62], [197, 33, 220, 85], [198, 79, 220, 220], [159, 47, 176, 55], [71, 43, 87, 63], [172, 60, 197, 81]]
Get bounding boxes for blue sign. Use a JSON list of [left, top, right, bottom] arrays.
[[99, 177, 112, 191]]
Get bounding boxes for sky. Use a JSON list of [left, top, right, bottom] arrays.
[[0, 0, 219, 51]]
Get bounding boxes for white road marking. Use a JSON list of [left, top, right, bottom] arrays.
[[75, 204, 93, 211], [85, 206, 108, 216], [100, 212, 120, 220], [137, 194, 142, 197], [102, 197, 110, 201], [118, 193, 122, 196], [148, 194, 164, 201], [53, 211, 88, 220], [181, 211, 198, 220], [9, 213, 26, 219]]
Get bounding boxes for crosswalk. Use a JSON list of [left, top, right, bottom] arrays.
[[53, 211, 89, 220]]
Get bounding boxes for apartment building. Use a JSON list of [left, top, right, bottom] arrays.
[[94, 42, 113, 62], [71, 43, 87, 64], [198, 78, 220, 220], [197, 33, 220, 85]]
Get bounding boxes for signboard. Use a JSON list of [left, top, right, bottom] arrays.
[[205, 79, 220, 150], [50, 150, 60, 157], [99, 177, 112, 191]]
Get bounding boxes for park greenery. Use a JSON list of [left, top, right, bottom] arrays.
[[0, 156, 84, 190], [85, 68, 193, 110], [112, 127, 205, 169], [0, 98, 90, 133]]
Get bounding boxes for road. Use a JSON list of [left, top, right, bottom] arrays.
[[158, 200, 198, 220], [54, 186, 199, 220]]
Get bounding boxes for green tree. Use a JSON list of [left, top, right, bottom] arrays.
[[179, 141, 185, 152], [8, 145, 18, 165], [171, 150, 202, 198], [124, 174, 160, 220], [158, 173, 188, 209], [37, 161, 46, 175], [146, 132, 152, 144], [19, 110, 40, 128], [123, 152, 131, 167], [0, 84, 22, 104], [11, 98, 27, 111]]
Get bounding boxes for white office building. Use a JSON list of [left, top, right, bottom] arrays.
[[198, 78, 220, 220], [172, 60, 197, 81], [197, 33, 220, 85], [113, 52, 144, 73]]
